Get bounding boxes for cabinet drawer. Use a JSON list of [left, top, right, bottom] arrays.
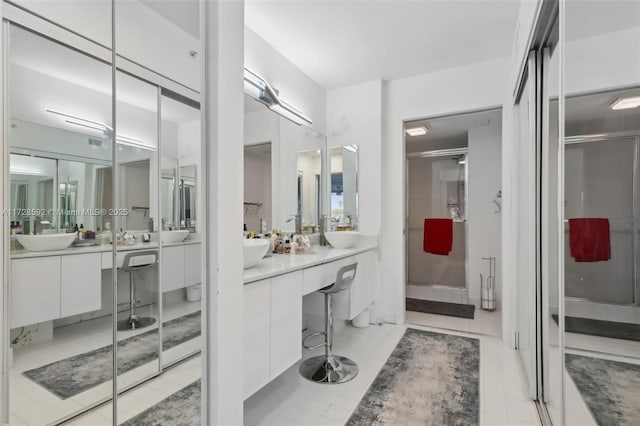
[[162, 246, 185, 292], [184, 244, 201, 286], [61, 253, 102, 317], [302, 256, 355, 296]]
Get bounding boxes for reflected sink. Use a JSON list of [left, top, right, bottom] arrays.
[[16, 233, 77, 252], [243, 239, 270, 269], [162, 230, 189, 243], [324, 231, 360, 249]]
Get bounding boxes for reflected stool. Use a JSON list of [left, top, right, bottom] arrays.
[[299, 263, 359, 384], [117, 250, 158, 331]]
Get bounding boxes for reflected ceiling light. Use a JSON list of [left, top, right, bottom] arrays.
[[564, 133, 608, 143], [406, 126, 428, 136], [243, 66, 312, 126], [65, 120, 106, 133], [610, 96, 640, 110], [458, 158, 466, 165], [46, 108, 113, 131], [116, 135, 156, 151], [9, 167, 40, 176], [344, 145, 358, 153]]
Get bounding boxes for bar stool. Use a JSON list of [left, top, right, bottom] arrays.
[[117, 250, 158, 331], [299, 263, 359, 384]]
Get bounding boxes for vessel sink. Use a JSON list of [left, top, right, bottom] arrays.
[[243, 239, 270, 269], [324, 231, 360, 249], [161, 230, 189, 243], [16, 233, 77, 252]]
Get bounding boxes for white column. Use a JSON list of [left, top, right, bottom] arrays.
[[202, 0, 245, 424]]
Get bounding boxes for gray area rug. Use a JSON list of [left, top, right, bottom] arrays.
[[348, 328, 479, 425], [120, 380, 200, 426], [553, 314, 640, 342], [22, 311, 201, 399], [406, 298, 476, 319], [566, 353, 640, 425]]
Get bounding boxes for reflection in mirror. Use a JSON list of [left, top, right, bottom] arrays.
[[296, 149, 322, 230], [244, 143, 272, 234], [330, 146, 359, 230], [7, 24, 116, 425], [563, 2, 640, 425], [161, 160, 179, 230], [180, 165, 197, 231]]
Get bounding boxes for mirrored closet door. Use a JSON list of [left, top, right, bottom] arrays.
[[3, 1, 203, 424]]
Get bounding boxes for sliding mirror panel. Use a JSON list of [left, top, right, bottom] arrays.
[[113, 70, 161, 401], [114, 0, 202, 423], [564, 1, 640, 424], [7, 24, 115, 425], [160, 93, 202, 368]]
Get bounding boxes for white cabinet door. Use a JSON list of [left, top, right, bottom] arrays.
[[270, 271, 302, 378], [162, 246, 185, 292], [243, 279, 271, 399], [348, 251, 377, 319], [60, 253, 102, 317], [184, 244, 201, 286], [11, 257, 61, 328]]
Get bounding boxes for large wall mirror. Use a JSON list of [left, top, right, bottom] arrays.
[[243, 93, 329, 234], [5, 5, 203, 423], [330, 145, 359, 230]]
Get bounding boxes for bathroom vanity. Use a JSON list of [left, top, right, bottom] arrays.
[[242, 241, 377, 399], [10, 238, 201, 329]]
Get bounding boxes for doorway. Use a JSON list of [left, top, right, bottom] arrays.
[[404, 109, 502, 337]]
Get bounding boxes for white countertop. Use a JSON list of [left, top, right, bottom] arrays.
[[11, 238, 201, 259], [243, 240, 378, 284]]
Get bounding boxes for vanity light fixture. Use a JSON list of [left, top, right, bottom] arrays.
[[610, 96, 640, 110], [9, 167, 40, 176], [406, 126, 428, 136], [243, 66, 312, 126]]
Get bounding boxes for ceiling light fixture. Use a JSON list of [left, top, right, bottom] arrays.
[[243, 67, 312, 126], [65, 120, 106, 133], [610, 96, 640, 110], [405, 126, 428, 137]]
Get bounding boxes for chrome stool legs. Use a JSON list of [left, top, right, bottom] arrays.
[[299, 291, 359, 384], [117, 251, 158, 331]]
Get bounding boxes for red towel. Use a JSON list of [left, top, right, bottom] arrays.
[[569, 218, 611, 262], [423, 218, 453, 255]]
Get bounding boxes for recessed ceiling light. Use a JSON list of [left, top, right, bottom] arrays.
[[610, 96, 640, 110], [406, 126, 428, 137]]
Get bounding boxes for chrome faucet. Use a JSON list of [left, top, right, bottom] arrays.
[[33, 217, 50, 235]]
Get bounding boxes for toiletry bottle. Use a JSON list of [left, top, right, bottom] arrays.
[[284, 239, 291, 254]]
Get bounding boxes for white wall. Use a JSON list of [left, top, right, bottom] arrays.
[[203, 0, 245, 423], [326, 80, 382, 236], [468, 124, 502, 311], [243, 149, 271, 232], [380, 57, 509, 325], [245, 27, 326, 135]]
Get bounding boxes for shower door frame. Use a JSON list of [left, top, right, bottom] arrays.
[[405, 147, 470, 301], [564, 131, 640, 307]]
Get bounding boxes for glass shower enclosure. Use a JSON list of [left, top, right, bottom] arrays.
[[406, 149, 468, 295]]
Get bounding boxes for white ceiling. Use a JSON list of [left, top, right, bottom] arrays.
[[245, 0, 520, 89], [140, 0, 200, 39], [405, 108, 502, 153]]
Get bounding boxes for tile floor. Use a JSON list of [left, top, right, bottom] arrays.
[[63, 319, 539, 426], [9, 298, 201, 426]]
